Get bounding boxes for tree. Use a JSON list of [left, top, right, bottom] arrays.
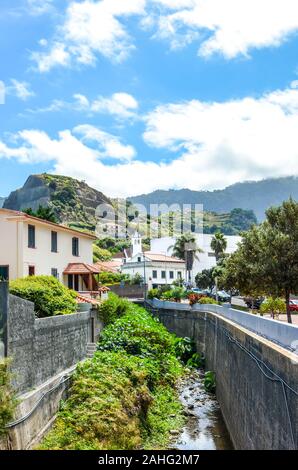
[[211, 232, 227, 262], [221, 198, 298, 323], [23, 205, 57, 223], [195, 268, 216, 290], [261, 198, 298, 323], [171, 233, 203, 283]]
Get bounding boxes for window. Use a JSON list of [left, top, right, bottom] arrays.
[[51, 268, 58, 279], [177, 271, 182, 279], [169, 271, 174, 279], [72, 237, 79, 257], [0, 266, 9, 280], [152, 270, 157, 279], [28, 266, 35, 276], [208, 252, 216, 257], [51, 231, 58, 253], [137, 256, 142, 263], [28, 225, 36, 248], [161, 271, 166, 279]]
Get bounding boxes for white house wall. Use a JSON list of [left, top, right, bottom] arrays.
[[150, 234, 241, 275], [0, 213, 94, 285]]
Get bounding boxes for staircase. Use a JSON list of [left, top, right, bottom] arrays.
[[86, 343, 97, 358]]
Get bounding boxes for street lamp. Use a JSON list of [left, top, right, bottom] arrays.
[[143, 252, 147, 300]]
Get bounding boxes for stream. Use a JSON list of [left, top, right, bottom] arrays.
[[172, 370, 233, 450]]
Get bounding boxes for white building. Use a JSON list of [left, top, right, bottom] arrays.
[[0, 208, 99, 291], [150, 234, 241, 278], [121, 232, 185, 288]]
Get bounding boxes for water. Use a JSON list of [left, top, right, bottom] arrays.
[[173, 370, 233, 450]]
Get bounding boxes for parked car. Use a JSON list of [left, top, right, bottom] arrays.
[[244, 297, 264, 309], [191, 288, 205, 294], [289, 299, 298, 312], [211, 290, 230, 302]]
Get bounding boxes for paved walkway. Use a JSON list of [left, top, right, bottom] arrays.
[[262, 313, 298, 325]]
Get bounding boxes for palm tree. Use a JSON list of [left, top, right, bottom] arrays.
[[211, 232, 227, 262], [171, 233, 203, 284]]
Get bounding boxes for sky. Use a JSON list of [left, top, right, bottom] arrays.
[[1, 0, 298, 198]]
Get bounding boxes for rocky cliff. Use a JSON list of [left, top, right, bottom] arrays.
[[4, 174, 112, 231]]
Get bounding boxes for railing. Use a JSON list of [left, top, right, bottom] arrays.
[[148, 298, 298, 354]]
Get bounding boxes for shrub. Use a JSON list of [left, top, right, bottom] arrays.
[[98, 293, 131, 325], [97, 272, 127, 286], [147, 288, 159, 300], [0, 360, 17, 437], [260, 297, 286, 318], [188, 293, 202, 305], [9, 276, 77, 318], [198, 296, 218, 305], [129, 273, 143, 286]]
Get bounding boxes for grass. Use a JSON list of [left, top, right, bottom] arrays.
[[38, 297, 188, 450]]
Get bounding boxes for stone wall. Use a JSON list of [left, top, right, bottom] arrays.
[[109, 284, 146, 299], [147, 303, 298, 450], [7, 293, 96, 394]]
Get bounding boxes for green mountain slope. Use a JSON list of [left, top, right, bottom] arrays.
[[129, 176, 298, 221], [3, 174, 112, 232]]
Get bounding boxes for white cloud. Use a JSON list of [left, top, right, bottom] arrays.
[[28, 92, 139, 119], [90, 92, 139, 118], [151, 0, 298, 58], [32, 42, 70, 73], [74, 124, 136, 161], [32, 0, 146, 72], [27, 0, 54, 15], [30, 0, 298, 70], [3, 85, 298, 197], [5, 79, 35, 101], [143, 86, 298, 190]]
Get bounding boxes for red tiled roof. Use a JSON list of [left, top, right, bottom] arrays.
[[144, 252, 185, 264], [76, 294, 99, 305], [94, 260, 122, 273], [63, 263, 100, 275]]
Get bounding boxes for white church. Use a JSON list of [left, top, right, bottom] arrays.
[[121, 232, 186, 289]]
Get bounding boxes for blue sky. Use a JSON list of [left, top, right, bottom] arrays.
[[1, 0, 298, 198]]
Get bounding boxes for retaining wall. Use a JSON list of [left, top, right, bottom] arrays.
[[147, 300, 298, 450]]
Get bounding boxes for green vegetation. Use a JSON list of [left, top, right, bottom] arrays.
[[28, 174, 112, 231], [23, 205, 57, 223], [260, 297, 286, 319], [195, 268, 216, 291], [221, 198, 298, 323], [9, 276, 77, 318], [0, 360, 17, 438], [97, 272, 127, 286], [39, 296, 191, 450], [93, 245, 113, 263], [210, 232, 227, 262], [95, 237, 131, 255], [98, 293, 131, 325], [204, 371, 216, 393]]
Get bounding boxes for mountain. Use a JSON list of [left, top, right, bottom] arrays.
[[128, 177, 298, 221], [0, 197, 6, 208], [3, 174, 112, 232]]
